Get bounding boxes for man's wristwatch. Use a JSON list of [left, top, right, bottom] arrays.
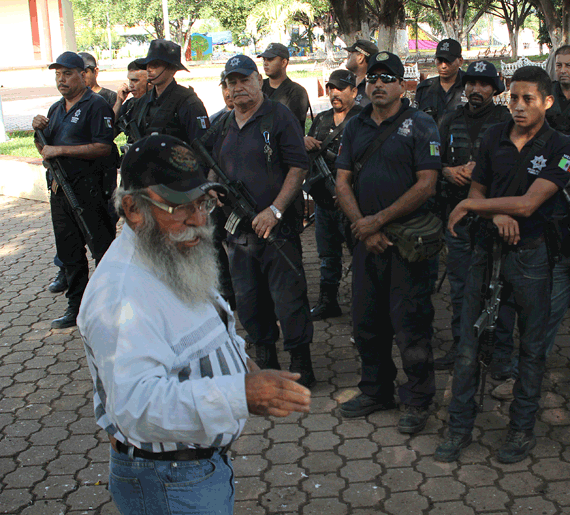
[[269, 205, 282, 220]]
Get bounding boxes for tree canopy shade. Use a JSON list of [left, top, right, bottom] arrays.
[[487, 0, 534, 57], [204, 0, 263, 44], [246, 0, 314, 44]]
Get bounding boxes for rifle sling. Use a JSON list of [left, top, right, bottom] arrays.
[[353, 107, 414, 184]]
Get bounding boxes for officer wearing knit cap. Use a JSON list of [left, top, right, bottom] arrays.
[[415, 38, 466, 126]]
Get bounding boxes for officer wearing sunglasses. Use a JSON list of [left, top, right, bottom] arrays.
[[414, 38, 466, 127], [335, 51, 442, 434]]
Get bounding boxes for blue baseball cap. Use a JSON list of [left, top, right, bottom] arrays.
[[224, 55, 258, 79], [49, 51, 85, 71]]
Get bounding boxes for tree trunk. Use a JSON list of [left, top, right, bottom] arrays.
[[539, 0, 564, 49], [329, 0, 366, 45], [509, 27, 519, 58]]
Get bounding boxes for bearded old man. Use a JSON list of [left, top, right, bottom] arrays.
[[77, 134, 311, 515]]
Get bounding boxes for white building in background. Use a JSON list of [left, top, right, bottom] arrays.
[[0, 0, 76, 69]]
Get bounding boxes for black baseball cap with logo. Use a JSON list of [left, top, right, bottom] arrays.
[[345, 40, 379, 57], [435, 38, 462, 61], [258, 43, 290, 60], [367, 51, 405, 78], [121, 135, 226, 204], [326, 70, 357, 89], [224, 55, 258, 78]]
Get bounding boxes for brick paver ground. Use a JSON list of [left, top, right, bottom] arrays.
[[1, 193, 569, 514]]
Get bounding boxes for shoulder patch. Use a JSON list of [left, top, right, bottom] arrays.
[[559, 154, 570, 172]]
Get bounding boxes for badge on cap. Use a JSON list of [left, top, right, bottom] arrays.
[[230, 57, 240, 67], [376, 52, 389, 62], [441, 42, 450, 51], [169, 145, 198, 172], [474, 61, 487, 73]]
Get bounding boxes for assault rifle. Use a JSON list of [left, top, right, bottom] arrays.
[[473, 234, 504, 412], [312, 151, 338, 198], [191, 138, 302, 277], [36, 130, 95, 258]]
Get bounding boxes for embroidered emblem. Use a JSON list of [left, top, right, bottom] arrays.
[[398, 118, 413, 137], [230, 57, 241, 67], [474, 61, 487, 73], [71, 108, 81, 124], [529, 155, 547, 175], [559, 154, 570, 172], [376, 52, 389, 62], [430, 141, 441, 157], [169, 145, 199, 172], [441, 42, 450, 51]]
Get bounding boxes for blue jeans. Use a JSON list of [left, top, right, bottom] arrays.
[[352, 243, 435, 406], [314, 204, 352, 286], [510, 252, 570, 378], [449, 243, 551, 434], [109, 447, 234, 515], [445, 226, 516, 368]]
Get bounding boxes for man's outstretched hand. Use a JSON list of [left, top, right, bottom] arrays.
[[245, 370, 311, 417]]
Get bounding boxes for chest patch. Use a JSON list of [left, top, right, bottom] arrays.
[[397, 118, 413, 137], [71, 109, 81, 124]]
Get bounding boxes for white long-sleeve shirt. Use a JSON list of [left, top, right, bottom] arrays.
[[78, 224, 250, 453]]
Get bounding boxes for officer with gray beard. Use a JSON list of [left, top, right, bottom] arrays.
[[77, 134, 311, 515]]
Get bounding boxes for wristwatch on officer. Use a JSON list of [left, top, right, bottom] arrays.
[[269, 205, 282, 220]]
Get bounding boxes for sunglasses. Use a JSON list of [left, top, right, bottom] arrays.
[[142, 195, 216, 220], [366, 73, 400, 84]]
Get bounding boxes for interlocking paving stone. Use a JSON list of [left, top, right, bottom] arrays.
[[1, 195, 570, 514]]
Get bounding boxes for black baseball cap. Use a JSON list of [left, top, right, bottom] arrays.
[[258, 43, 290, 60], [78, 52, 97, 69], [138, 39, 189, 72], [326, 70, 357, 89], [224, 55, 258, 78], [435, 39, 462, 61], [121, 135, 226, 204], [48, 51, 85, 71], [345, 40, 378, 57], [367, 51, 405, 78], [462, 60, 505, 95]]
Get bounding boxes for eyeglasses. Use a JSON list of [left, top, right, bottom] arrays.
[[141, 195, 216, 220], [366, 73, 400, 84]]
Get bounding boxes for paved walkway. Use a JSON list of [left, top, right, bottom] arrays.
[[0, 194, 569, 515]]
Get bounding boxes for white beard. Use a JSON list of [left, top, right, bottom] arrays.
[[134, 217, 219, 307]]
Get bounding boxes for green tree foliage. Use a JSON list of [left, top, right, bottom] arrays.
[[246, 0, 314, 43], [203, 0, 263, 44]]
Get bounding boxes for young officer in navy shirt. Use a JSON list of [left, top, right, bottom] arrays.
[[438, 66, 570, 464], [32, 51, 115, 329], [335, 51, 442, 434]]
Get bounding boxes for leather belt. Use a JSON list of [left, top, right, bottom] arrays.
[[110, 436, 223, 461], [511, 234, 545, 252]]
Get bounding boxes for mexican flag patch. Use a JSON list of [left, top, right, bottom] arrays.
[[559, 155, 570, 172], [430, 142, 440, 157]]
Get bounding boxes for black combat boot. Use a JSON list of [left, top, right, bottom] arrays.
[[289, 346, 316, 388], [51, 306, 79, 329], [254, 343, 281, 370], [48, 268, 68, 293], [310, 284, 342, 321]]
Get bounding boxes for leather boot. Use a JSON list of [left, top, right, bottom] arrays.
[[289, 346, 316, 388], [48, 268, 68, 293], [310, 284, 342, 321], [51, 307, 79, 329], [254, 343, 281, 370]]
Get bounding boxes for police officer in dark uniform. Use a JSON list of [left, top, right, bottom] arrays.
[[345, 39, 379, 107], [436, 60, 514, 371], [210, 55, 315, 387], [113, 59, 149, 129], [32, 51, 116, 329], [415, 38, 466, 126], [259, 43, 310, 130], [335, 52, 441, 433], [126, 39, 209, 144], [78, 52, 118, 107], [546, 45, 570, 134], [304, 70, 361, 320], [437, 66, 570, 464]]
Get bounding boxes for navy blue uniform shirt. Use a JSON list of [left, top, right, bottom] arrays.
[[44, 88, 114, 180], [473, 120, 570, 244], [355, 80, 370, 108], [214, 99, 309, 220], [336, 99, 442, 219], [415, 70, 466, 126]]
